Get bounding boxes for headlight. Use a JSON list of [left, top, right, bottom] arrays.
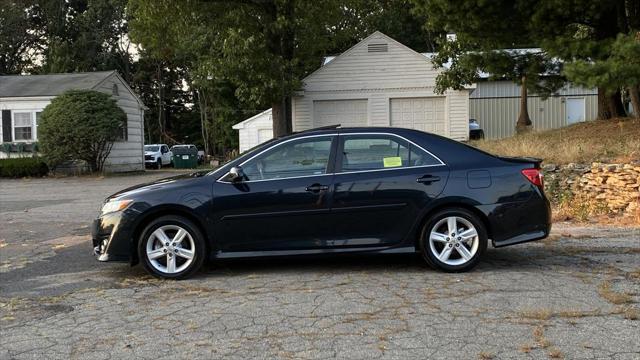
[[101, 199, 133, 215]]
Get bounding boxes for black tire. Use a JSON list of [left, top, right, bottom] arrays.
[[156, 159, 162, 169], [138, 215, 206, 279], [419, 208, 487, 272]]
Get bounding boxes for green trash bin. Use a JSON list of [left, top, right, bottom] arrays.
[[171, 147, 198, 168]]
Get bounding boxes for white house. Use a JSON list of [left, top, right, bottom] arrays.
[[234, 31, 598, 150], [232, 108, 274, 153], [0, 71, 146, 172]]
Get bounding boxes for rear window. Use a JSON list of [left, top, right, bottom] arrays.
[[340, 135, 441, 171]]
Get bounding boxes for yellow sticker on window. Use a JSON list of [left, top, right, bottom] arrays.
[[383, 156, 402, 168]]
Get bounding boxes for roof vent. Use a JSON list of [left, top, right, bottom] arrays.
[[368, 43, 388, 53]]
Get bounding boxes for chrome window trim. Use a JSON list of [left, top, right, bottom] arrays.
[[216, 132, 447, 184]]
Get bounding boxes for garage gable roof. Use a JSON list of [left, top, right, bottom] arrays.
[[233, 108, 272, 130], [299, 31, 458, 93]]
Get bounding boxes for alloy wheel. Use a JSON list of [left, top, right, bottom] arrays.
[[428, 216, 479, 266], [145, 225, 195, 274]]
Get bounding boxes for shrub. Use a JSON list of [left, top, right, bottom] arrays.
[[0, 157, 49, 178], [38, 90, 126, 172]]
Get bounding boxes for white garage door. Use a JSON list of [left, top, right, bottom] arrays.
[[390, 97, 446, 135], [313, 100, 368, 128]]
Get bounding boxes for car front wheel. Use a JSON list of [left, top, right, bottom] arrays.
[[138, 215, 206, 279], [419, 208, 487, 272]]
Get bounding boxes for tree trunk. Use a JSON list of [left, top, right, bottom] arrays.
[[597, 87, 613, 119], [609, 90, 626, 118], [272, 100, 288, 137], [629, 85, 640, 119], [516, 76, 532, 133], [156, 63, 164, 142], [210, 92, 217, 157], [197, 89, 210, 156]]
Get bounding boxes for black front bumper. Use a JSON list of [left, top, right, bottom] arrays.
[[91, 211, 135, 263]]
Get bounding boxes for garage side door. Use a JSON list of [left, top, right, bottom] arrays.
[[390, 97, 445, 136], [313, 100, 368, 128]]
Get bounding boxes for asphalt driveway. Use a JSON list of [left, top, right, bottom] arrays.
[[0, 173, 638, 359]]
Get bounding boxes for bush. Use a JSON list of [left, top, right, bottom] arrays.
[[0, 157, 49, 178], [38, 90, 126, 172]]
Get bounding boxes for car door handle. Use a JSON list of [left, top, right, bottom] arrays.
[[305, 184, 329, 192], [416, 175, 440, 184]]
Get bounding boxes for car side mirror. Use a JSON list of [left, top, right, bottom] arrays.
[[228, 166, 244, 182]]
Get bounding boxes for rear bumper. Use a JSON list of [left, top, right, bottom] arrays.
[[478, 190, 552, 247]]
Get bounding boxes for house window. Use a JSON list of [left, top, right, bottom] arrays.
[[115, 118, 128, 142], [112, 84, 119, 96], [13, 112, 33, 141]]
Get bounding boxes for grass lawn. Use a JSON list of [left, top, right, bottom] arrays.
[[471, 118, 640, 165]]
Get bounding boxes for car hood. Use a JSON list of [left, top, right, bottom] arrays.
[[106, 171, 209, 201], [144, 151, 158, 156]]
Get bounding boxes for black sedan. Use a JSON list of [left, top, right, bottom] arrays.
[[92, 127, 551, 279]]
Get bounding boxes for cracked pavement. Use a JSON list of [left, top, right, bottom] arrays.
[[1, 173, 639, 359]]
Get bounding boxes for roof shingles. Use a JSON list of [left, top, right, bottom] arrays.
[[0, 71, 116, 98]]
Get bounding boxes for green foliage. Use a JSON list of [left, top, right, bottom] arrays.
[[1, 143, 12, 154], [38, 90, 126, 172], [330, 0, 440, 53], [129, 0, 366, 136], [0, 157, 49, 178], [412, 0, 563, 96], [564, 34, 640, 93], [0, 0, 40, 74], [35, 0, 133, 77]]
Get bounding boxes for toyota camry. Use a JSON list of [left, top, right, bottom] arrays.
[[92, 126, 551, 279]]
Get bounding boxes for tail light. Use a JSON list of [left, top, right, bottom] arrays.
[[521, 168, 544, 187]]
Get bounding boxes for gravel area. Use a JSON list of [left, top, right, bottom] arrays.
[[0, 173, 638, 359]]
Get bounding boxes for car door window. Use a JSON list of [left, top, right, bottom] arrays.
[[340, 135, 440, 172], [242, 137, 333, 181]]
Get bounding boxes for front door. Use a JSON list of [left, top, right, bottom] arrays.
[[213, 135, 337, 251], [330, 134, 449, 247]]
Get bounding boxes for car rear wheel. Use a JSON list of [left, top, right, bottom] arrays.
[[138, 215, 206, 279], [419, 208, 487, 272]]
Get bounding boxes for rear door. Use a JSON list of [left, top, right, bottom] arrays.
[[330, 133, 449, 246]]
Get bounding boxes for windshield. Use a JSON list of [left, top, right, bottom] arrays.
[[145, 146, 160, 152]]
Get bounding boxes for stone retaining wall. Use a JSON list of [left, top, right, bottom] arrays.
[[543, 162, 640, 219]]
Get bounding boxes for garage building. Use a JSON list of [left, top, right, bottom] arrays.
[[234, 31, 597, 150]]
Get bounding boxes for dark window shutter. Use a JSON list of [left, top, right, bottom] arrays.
[[2, 110, 12, 142]]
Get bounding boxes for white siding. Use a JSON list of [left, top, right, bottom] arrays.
[[302, 33, 437, 92], [447, 90, 470, 141], [93, 74, 145, 172], [235, 110, 273, 153], [292, 32, 471, 141]]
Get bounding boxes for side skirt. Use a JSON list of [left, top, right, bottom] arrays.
[[211, 246, 416, 260]]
